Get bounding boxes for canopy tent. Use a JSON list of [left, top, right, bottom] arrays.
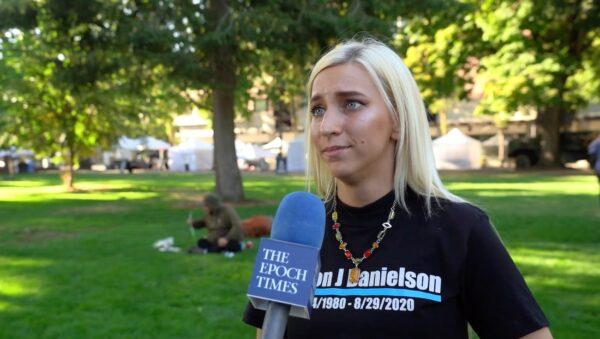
[[262, 137, 284, 150], [168, 140, 213, 171], [0, 148, 35, 173], [0, 149, 34, 158], [118, 137, 139, 151], [105, 136, 171, 167], [262, 136, 288, 155], [143, 137, 171, 150], [235, 140, 275, 161], [432, 128, 483, 170], [118, 136, 170, 151], [287, 134, 306, 172]]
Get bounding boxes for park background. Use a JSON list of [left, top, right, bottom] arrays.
[[1, 0, 599, 338]]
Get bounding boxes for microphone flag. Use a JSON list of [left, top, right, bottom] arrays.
[[247, 238, 319, 319]]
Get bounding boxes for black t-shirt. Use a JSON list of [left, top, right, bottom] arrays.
[[243, 189, 548, 338]]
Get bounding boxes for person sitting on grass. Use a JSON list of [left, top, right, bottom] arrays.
[[187, 193, 244, 254]]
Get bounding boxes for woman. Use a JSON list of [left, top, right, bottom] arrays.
[[244, 38, 551, 338]]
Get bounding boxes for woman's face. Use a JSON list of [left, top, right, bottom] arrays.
[[310, 62, 398, 184]]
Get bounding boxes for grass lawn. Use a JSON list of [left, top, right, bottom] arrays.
[[0, 170, 598, 338]]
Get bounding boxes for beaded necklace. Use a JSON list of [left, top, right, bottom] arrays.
[[331, 196, 398, 283]]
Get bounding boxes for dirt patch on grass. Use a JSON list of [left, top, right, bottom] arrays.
[[53, 203, 132, 215], [169, 192, 203, 210], [169, 192, 279, 210], [14, 228, 78, 243]]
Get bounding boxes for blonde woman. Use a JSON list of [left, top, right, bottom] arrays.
[[244, 38, 551, 339]]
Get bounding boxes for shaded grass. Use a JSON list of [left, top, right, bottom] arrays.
[[0, 171, 598, 338]]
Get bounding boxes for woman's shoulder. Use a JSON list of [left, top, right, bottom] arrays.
[[404, 187, 487, 225], [414, 198, 497, 254], [428, 197, 491, 233]]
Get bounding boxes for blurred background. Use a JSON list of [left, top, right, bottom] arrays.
[[0, 0, 598, 338]]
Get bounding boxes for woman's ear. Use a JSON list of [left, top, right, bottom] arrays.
[[391, 127, 399, 141]]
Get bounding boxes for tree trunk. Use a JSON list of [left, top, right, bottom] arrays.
[[497, 128, 506, 163], [211, 0, 244, 202], [4, 155, 15, 177], [212, 66, 244, 201], [61, 144, 75, 190], [536, 106, 562, 167], [438, 110, 448, 136]]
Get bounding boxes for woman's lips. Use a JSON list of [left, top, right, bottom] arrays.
[[322, 145, 351, 157]]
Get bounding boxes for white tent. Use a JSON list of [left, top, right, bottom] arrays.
[[118, 136, 140, 151], [432, 128, 483, 170], [0, 149, 34, 158], [143, 136, 171, 150], [235, 140, 275, 161], [110, 136, 170, 167], [168, 140, 213, 171], [118, 136, 170, 151], [287, 134, 306, 172], [0, 148, 35, 173], [263, 137, 284, 150], [262, 136, 288, 155]]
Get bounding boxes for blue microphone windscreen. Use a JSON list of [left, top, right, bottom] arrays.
[[270, 192, 326, 249]]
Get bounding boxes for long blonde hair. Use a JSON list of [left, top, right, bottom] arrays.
[[305, 38, 464, 216]]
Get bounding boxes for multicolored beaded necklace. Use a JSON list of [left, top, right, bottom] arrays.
[[331, 196, 398, 284]]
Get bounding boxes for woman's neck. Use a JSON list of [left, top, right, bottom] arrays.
[[336, 176, 394, 208]]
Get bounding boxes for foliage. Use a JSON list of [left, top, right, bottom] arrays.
[[394, 1, 482, 115], [0, 0, 182, 171], [396, 0, 599, 164], [473, 0, 599, 116], [126, 0, 411, 200], [126, 0, 407, 120]]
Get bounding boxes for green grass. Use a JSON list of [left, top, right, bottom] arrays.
[[0, 171, 598, 338]]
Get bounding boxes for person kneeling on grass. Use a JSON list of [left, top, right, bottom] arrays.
[[187, 193, 244, 254]]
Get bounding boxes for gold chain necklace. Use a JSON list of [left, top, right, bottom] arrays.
[[331, 196, 397, 284]]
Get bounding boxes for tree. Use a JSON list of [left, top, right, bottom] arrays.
[[396, 1, 599, 166], [0, 0, 179, 188], [473, 0, 599, 166], [130, 0, 406, 201], [394, 1, 482, 135]]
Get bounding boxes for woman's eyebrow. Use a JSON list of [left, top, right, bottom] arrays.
[[335, 90, 366, 98], [311, 90, 366, 102]]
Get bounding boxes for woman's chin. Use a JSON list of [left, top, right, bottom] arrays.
[[327, 166, 357, 183]]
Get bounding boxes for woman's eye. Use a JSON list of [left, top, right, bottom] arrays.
[[346, 100, 363, 110], [310, 106, 325, 117]]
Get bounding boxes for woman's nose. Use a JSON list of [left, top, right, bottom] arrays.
[[319, 109, 342, 136]]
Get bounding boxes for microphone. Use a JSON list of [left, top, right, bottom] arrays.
[[246, 192, 326, 339]]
